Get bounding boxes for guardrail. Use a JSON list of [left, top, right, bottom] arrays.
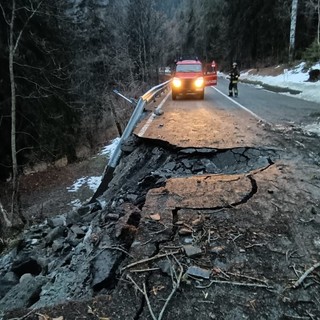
[[90, 79, 171, 202]]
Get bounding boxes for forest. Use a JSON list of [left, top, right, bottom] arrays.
[[0, 0, 319, 208]]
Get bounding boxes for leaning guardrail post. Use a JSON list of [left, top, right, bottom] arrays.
[[90, 80, 171, 203], [90, 97, 146, 202]]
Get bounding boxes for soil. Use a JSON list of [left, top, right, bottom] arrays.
[[1, 78, 320, 320]]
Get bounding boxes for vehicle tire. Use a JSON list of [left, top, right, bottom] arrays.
[[172, 92, 177, 100]]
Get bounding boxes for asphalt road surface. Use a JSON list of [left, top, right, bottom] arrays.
[[135, 76, 319, 149], [215, 77, 319, 125]]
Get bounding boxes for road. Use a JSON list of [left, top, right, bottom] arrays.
[[135, 76, 319, 149], [215, 77, 319, 125]]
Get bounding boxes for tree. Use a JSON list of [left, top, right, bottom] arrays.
[[289, 0, 299, 62], [307, 0, 320, 45], [0, 0, 43, 225], [0, 0, 79, 228]]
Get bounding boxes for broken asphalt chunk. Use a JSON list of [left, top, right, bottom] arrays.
[[186, 266, 211, 279], [183, 245, 202, 258]]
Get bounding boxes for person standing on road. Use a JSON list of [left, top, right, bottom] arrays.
[[228, 62, 240, 97]]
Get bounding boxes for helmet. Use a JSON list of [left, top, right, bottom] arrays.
[[232, 62, 237, 67]]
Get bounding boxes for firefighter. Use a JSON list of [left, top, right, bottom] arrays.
[[228, 62, 240, 97]]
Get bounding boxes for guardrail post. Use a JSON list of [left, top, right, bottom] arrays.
[[90, 80, 171, 203]]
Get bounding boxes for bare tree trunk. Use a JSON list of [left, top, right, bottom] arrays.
[[9, 0, 18, 206], [289, 0, 298, 63], [317, 0, 320, 45], [6, 0, 43, 225]]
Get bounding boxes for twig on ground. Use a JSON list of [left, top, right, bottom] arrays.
[[306, 311, 316, 320], [293, 261, 320, 289], [194, 279, 271, 289], [298, 218, 315, 223], [7, 309, 35, 320], [232, 233, 243, 242], [127, 254, 184, 320], [282, 314, 310, 319], [121, 250, 180, 272], [158, 255, 183, 320], [131, 267, 160, 273], [99, 245, 133, 258], [290, 263, 303, 281], [126, 275, 157, 320], [150, 225, 168, 235], [226, 272, 268, 285], [244, 243, 266, 249]]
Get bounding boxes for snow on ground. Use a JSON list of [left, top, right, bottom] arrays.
[[240, 62, 320, 104], [240, 61, 320, 136], [67, 137, 120, 205]]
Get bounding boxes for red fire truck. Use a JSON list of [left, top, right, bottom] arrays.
[[171, 59, 217, 100]]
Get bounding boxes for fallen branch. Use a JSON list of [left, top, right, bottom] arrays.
[[7, 309, 35, 320], [0, 200, 12, 227], [293, 261, 320, 289], [195, 279, 271, 289], [226, 272, 268, 285], [131, 267, 160, 273], [158, 256, 183, 320], [127, 255, 183, 320], [121, 250, 180, 272]]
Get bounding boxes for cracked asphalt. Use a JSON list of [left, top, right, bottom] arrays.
[[1, 87, 320, 320]]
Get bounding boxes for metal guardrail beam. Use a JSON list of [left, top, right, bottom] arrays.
[[90, 79, 171, 202]]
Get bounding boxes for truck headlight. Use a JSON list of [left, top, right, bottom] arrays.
[[194, 77, 204, 88], [172, 78, 182, 88]]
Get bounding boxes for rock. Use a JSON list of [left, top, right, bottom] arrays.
[[178, 148, 196, 155], [163, 162, 176, 171], [70, 225, 85, 236], [52, 238, 64, 252], [0, 271, 19, 299], [186, 266, 211, 279], [0, 275, 47, 311], [308, 69, 320, 82], [181, 159, 192, 169], [183, 245, 202, 257], [45, 226, 68, 245], [210, 246, 225, 255], [106, 213, 120, 220], [178, 228, 192, 236], [154, 109, 164, 116], [158, 260, 172, 276], [47, 216, 66, 228], [19, 273, 33, 283], [149, 213, 161, 221]]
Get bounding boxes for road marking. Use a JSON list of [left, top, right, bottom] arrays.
[[211, 86, 267, 123], [137, 91, 171, 137]]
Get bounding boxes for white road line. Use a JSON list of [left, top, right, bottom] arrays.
[[137, 91, 171, 137], [212, 86, 267, 123]]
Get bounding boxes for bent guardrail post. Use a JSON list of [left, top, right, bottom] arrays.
[[90, 80, 171, 203], [113, 89, 137, 104]]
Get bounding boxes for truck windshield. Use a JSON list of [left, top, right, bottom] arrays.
[[176, 64, 202, 72]]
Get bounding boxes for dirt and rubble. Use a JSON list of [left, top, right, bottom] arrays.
[[1, 113, 320, 320]]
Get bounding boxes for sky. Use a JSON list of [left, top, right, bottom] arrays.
[[67, 62, 320, 206]]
